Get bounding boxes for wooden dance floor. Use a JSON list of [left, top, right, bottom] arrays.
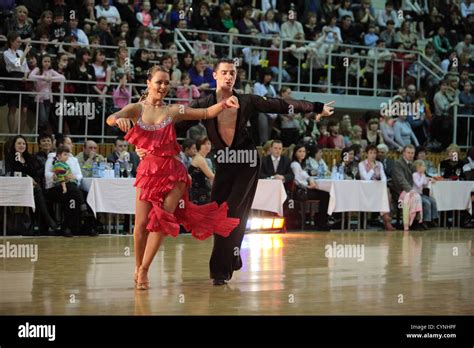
[[1, 230, 473, 315]]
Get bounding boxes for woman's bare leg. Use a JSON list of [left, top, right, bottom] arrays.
[[138, 182, 186, 288], [134, 187, 152, 282], [8, 106, 18, 133]]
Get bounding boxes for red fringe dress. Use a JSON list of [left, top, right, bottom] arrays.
[[125, 114, 240, 240]]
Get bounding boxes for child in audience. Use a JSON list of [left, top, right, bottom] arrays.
[[412, 160, 439, 227], [176, 72, 200, 105], [52, 146, 75, 194]]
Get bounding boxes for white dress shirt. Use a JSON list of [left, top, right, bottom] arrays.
[[44, 152, 83, 189], [3, 48, 30, 74], [291, 161, 310, 187], [358, 159, 387, 181]]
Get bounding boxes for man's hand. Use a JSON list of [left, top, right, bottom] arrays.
[[136, 148, 148, 160], [317, 101, 335, 118], [274, 174, 284, 180]]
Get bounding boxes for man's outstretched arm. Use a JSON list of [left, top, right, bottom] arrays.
[[249, 95, 335, 120]]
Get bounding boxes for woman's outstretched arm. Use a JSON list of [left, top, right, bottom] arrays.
[[106, 103, 142, 132]]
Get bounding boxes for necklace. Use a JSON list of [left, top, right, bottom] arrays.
[[142, 99, 164, 108]]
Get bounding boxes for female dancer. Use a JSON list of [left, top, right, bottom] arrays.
[[106, 65, 240, 290]]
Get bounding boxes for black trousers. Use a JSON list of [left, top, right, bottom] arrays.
[[307, 189, 330, 227], [209, 158, 261, 280], [46, 183, 83, 233]]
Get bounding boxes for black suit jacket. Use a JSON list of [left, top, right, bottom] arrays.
[[391, 158, 414, 197], [259, 155, 294, 182], [106, 151, 140, 177]]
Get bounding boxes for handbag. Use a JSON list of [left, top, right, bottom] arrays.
[[294, 186, 308, 201]]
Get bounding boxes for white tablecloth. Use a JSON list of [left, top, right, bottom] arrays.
[[83, 178, 286, 216], [250, 179, 287, 216], [0, 177, 35, 211], [315, 179, 390, 215], [430, 181, 474, 213]]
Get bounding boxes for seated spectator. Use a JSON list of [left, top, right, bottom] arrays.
[[236, 6, 260, 37], [95, 16, 114, 48], [338, 0, 355, 21], [350, 125, 368, 150], [391, 144, 423, 230], [5, 135, 57, 234], [455, 34, 474, 59], [3, 5, 33, 39], [188, 57, 216, 93], [260, 9, 281, 37], [95, 0, 121, 26], [462, 147, 474, 180], [377, 1, 400, 29], [76, 140, 106, 178], [339, 146, 358, 179], [364, 24, 379, 47], [306, 144, 330, 177], [53, 146, 78, 194], [415, 146, 435, 175], [380, 20, 397, 48], [440, 144, 465, 179], [358, 144, 395, 230], [365, 118, 385, 146], [136, 1, 154, 28], [189, 137, 214, 205], [432, 26, 452, 59], [107, 136, 140, 178], [50, 9, 68, 43], [280, 11, 304, 40], [187, 122, 208, 141], [376, 143, 395, 179], [322, 16, 343, 45], [290, 144, 331, 230], [69, 17, 89, 46], [461, 0, 474, 18], [133, 26, 151, 49], [34, 133, 53, 188], [300, 113, 320, 143], [260, 140, 294, 183], [318, 120, 345, 149], [179, 139, 197, 170], [413, 160, 439, 228], [394, 21, 418, 50], [44, 136, 89, 237], [394, 113, 420, 147], [235, 68, 254, 94]]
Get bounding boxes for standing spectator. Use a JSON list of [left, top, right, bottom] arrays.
[[133, 26, 151, 49], [254, 69, 278, 145], [191, 1, 212, 31], [3, 32, 31, 133], [365, 40, 394, 91], [380, 114, 404, 151], [176, 72, 200, 105], [193, 32, 217, 59], [137, 1, 154, 28], [433, 80, 456, 147], [279, 87, 301, 147], [189, 137, 214, 205], [111, 47, 134, 84], [95, 0, 121, 26], [236, 6, 260, 42], [76, 140, 106, 178], [402, 0, 429, 39], [112, 74, 131, 111], [29, 55, 66, 133], [459, 81, 474, 115], [92, 49, 112, 111]]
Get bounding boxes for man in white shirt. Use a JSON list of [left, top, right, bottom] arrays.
[[44, 136, 88, 237], [95, 0, 122, 25], [455, 34, 474, 60], [69, 18, 90, 46], [281, 13, 304, 40]]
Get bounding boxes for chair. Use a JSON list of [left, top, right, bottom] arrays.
[[288, 181, 320, 231]]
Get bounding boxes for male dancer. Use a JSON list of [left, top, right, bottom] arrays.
[[139, 58, 334, 285]]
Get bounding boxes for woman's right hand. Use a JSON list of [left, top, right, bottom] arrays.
[[308, 181, 318, 189], [116, 118, 134, 132], [136, 148, 148, 160]]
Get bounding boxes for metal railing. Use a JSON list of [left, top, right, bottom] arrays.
[[453, 104, 474, 150]]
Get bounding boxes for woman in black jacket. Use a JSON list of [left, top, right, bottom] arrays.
[[5, 135, 57, 234]]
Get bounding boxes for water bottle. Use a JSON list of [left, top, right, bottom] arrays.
[[92, 161, 99, 178], [99, 160, 106, 178], [318, 164, 325, 178], [338, 164, 345, 180], [114, 162, 120, 178], [331, 164, 338, 180]]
